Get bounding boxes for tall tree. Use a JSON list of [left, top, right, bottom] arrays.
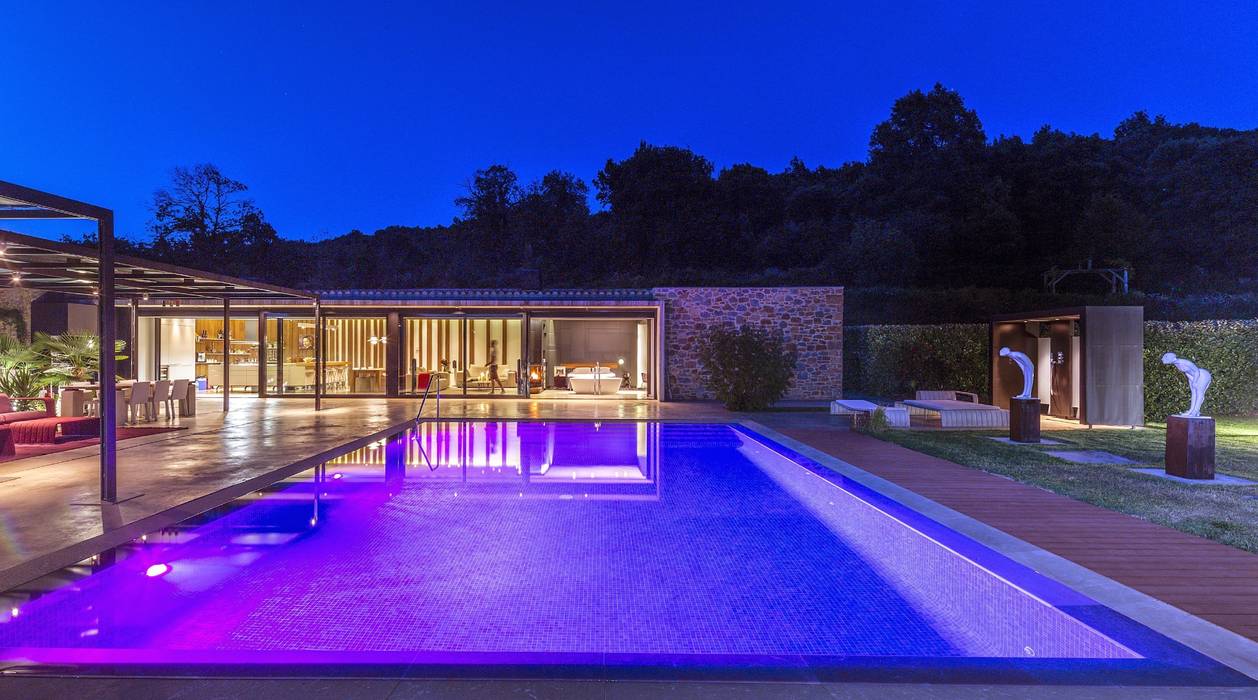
[[148, 163, 278, 278], [594, 143, 717, 273], [516, 171, 592, 286]]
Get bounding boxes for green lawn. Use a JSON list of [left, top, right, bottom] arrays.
[[872, 417, 1258, 554]]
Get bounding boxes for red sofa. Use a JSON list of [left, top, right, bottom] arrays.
[[0, 395, 55, 425]]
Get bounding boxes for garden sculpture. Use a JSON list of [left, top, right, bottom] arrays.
[[999, 346, 1035, 399], [1161, 352, 1212, 417]]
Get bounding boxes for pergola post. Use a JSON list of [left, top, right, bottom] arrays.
[[129, 297, 139, 379], [222, 297, 231, 413], [98, 212, 117, 503], [314, 299, 323, 411]]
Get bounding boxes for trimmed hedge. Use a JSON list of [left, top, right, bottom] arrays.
[[1144, 321, 1258, 419], [844, 324, 989, 403], [845, 286, 1258, 325], [846, 319, 1258, 419]]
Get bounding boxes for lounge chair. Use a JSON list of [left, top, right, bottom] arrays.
[[829, 399, 909, 428]]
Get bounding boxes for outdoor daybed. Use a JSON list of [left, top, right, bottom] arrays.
[[897, 390, 1009, 429], [0, 395, 55, 426]]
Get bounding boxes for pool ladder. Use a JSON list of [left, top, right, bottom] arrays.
[[414, 375, 441, 423], [412, 378, 440, 471]]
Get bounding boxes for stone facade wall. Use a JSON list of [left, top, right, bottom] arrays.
[[0, 288, 39, 341], [655, 287, 844, 401]]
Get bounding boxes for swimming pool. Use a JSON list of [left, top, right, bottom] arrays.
[[0, 421, 1247, 684]]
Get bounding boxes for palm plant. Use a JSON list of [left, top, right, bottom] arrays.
[[36, 331, 128, 385], [0, 336, 57, 408]]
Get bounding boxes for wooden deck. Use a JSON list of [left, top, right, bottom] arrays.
[[775, 426, 1258, 643]]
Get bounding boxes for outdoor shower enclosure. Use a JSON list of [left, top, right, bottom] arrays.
[[990, 306, 1144, 427]]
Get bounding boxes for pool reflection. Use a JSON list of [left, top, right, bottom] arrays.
[[326, 421, 661, 499]]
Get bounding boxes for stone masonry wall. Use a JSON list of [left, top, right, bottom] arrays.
[[0, 288, 39, 341], [655, 287, 844, 401]]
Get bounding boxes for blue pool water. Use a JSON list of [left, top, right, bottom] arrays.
[[0, 422, 1246, 683]]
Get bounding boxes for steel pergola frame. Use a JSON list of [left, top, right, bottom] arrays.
[[0, 180, 321, 503]]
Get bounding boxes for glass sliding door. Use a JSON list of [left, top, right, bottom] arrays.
[[531, 317, 654, 399], [268, 316, 387, 395], [401, 316, 525, 397], [463, 317, 523, 396], [402, 317, 462, 395], [149, 317, 261, 395], [323, 317, 388, 394]]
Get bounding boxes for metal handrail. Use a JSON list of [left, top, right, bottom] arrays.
[[414, 374, 441, 423]]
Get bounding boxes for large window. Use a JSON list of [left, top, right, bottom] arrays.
[[402, 317, 523, 396], [267, 316, 388, 395], [137, 317, 261, 395], [531, 317, 653, 398]]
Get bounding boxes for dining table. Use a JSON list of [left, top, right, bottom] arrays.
[[61, 381, 139, 421]]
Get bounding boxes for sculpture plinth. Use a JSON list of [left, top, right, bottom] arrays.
[[1010, 397, 1042, 443], [1165, 415, 1215, 480]]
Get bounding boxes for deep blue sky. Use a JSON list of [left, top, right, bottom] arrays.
[[3, 2, 1257, 241]]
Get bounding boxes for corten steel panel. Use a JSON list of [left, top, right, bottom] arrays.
[[1082, 306, 1144, 426], [1049, 321, 1073, 419]]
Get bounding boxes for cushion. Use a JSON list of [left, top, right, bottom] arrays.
[[0, 395, 11, 414], [0, 411, 53, 425]]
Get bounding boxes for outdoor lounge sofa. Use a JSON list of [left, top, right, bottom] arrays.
[[0, 394, 55, 425]]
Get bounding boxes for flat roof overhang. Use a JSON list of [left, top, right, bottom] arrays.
[[0, 179, 323, 505], [0, 229, 313, 303]]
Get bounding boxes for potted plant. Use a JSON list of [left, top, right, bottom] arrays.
[[37, 331, 128, 385]]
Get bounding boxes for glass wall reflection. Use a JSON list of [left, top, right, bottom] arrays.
[[325, 421, 660, 499]]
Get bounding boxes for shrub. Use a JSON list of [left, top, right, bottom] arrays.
[[844, 324, 988, 402], [697, 325, 797, 411], [859, 406, 891, 435]]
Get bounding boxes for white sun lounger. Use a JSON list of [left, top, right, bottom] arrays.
[[830, 399, 909, 428]]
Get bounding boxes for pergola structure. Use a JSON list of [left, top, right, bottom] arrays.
[[0, 180, 320, 502]]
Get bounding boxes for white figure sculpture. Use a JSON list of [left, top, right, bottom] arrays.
[[999, 347, 1035, 399], [1161, 352, 1213, 418]]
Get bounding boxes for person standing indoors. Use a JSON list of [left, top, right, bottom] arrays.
[[487, 339, 505, 394]]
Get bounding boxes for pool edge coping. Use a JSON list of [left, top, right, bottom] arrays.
[[736, 418, 1258, 682], [0, 418, 418, 594]]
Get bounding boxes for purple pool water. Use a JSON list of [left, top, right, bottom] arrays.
[[0, 422, 1241, 682]]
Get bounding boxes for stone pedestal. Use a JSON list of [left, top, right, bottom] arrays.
[[1009, 397, 1042, 443], [1166, 415, 1215, 480]]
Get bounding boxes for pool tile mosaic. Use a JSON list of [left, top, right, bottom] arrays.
[[0, 421, 1247, 685]]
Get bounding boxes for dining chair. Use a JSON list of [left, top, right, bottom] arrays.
[[149, 380, 170, 421], [83, 388, 99, 418], [168, 379, 190, 418], [126, 382, 151, 424]]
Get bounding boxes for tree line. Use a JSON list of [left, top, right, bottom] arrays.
[[97, 84, 1258, 294]]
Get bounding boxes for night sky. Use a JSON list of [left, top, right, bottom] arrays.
[[3, 1, 1256, 241]]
